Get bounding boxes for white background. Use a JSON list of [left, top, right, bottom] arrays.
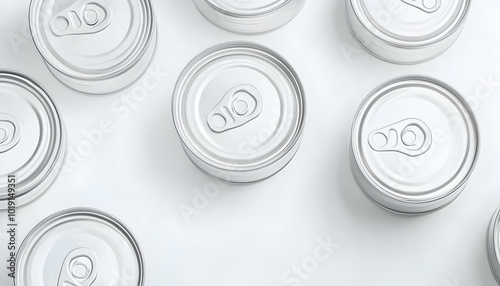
[[1, 0, 500, 285]]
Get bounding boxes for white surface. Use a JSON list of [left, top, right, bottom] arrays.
[[1, 0, 500, 285]]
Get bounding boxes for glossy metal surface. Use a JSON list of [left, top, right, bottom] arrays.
[[29, 0, 157, 94], [350, 76, 479, 214], [172, 42, 306, 183], [2, 1, 500, 285], [345, 0, 471, 64], [193, 0, 306, 34], [15, 208, 144, 286], [488, 206, 500, 285], [0, 71, 65, 210]]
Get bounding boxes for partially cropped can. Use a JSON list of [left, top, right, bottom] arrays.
[[0, 71, 65, 209], [350, 76, 479, 214], [16, 208, 144, 286], [193, 0, 306, 34], [488, 206, 500, 284], [345, 0, 471, 64], [29, 0, 157, 94], [173, 42, 306, 183]]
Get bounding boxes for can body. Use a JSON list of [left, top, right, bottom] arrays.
[[0, 71, 66, 209], [15, 208, 144, 286], [193, 0, 306, 34], [488, 206, 500, 285], [29, 0, 157, 94], [345, 0, 471, 64], [350, 76, 479, 214], [172, 42, 306, 183]]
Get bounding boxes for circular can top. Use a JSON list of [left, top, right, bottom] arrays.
[[0, 71, 65, 209], [173, 42, 305, 181], [349, 0, 471, 46], [29, 0, 156, 81], [16, 208, 144, 286], [351, 76, 479, 206], [194, 0, 305, 34]]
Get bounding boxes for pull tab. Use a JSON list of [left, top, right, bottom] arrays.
[[50, 0, 112, 36], [207, 85, 263, 133], [401, 0, 441, 13], [57, 248, 98, 286], [368, 118, 432, 157], [0, 114, 21, 153]]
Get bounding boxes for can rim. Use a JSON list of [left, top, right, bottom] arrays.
[[489, 206, 500, 284], [0, 70, 66, 209], [350, 75, 480, 204], [15, 207, 145, 285], [347, 0, 471, 48], [203, 0, 292, 17], [28, 0, 157, 81], [172, 41, 306, 172]]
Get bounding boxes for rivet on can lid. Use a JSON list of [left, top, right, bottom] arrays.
[[0, 114, 22, 153], [0, 129, 6, 143], [57, 248, 98, 286], [401, 0, 441, 13], [84, 9, 100, 26]]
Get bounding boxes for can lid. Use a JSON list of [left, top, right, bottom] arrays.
[[349, 0, 470, 46], [173, 42, 305, 176], [0, 71, 65, 209], [16, 208, 144, 286], [351, 76, 479, 203], [206, 0, 290, 16], [29, 0, 155, 80]]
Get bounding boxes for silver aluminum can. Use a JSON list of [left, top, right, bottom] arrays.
[[172, 42, 306, 183], [488, 206, 500, 284], [350, 76, 479, 214], [0, 71, 65, 210], [193, 0, 306, 34], [345, 0, 471, 64], [29, 0, 157, 94], [15, 208, 144, 286]]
